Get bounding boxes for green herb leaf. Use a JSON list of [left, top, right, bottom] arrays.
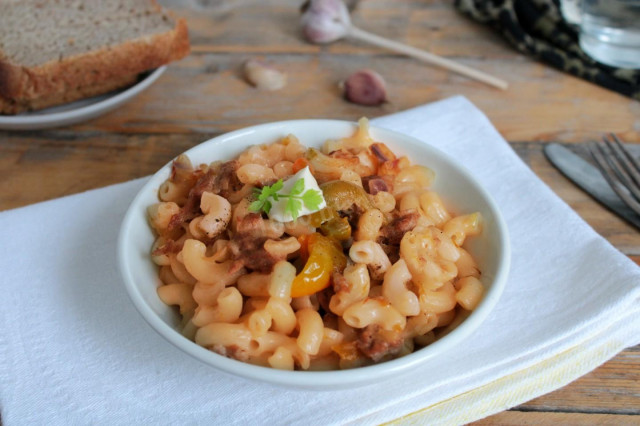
[[249, 179, 284, 213], [289, 178, 305, 196], [302, 188, 324, 211], [271, 179, 284, 192], [249, 200, 264, 212], [247, 177, 324, 220], [285, 198, 303, 221]]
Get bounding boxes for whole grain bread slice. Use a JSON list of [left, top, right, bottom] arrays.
[[0, 0, 190, 114], [0, 73, 140, 115]]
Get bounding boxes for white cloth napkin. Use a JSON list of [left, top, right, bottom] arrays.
[[1, 96, 639, 426]]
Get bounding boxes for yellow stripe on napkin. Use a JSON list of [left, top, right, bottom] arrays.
[[386, 338, 627, 425]]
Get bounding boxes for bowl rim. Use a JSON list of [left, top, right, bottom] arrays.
[[117, 119, 511, 388]]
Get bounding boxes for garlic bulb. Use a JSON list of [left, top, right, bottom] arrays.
[[341, 69, 387, 106], [300, 0, 351, 44], [243, 59, 287, 91]]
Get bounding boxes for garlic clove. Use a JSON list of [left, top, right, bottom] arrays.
[[243, 59, 287, 91], [341, 69, 387, 106], [300, 0, 351, 44]]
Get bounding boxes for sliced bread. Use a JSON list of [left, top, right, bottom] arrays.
[[0, 0, 190, 114], [0, 73, 140, 114]]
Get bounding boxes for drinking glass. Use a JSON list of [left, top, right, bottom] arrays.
[[576, 0, 640, 68]]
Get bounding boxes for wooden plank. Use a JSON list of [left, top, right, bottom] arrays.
[[474, 410, 639, 425], [0, 132, 215, 210], [517, 346, 640, 414], [59, 52, 638, 143], [49, 1, 637, 141], [512, 142, 640, 254], [164, 0, 539, 58]]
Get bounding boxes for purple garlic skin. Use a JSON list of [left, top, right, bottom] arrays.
[[301, 0, 351, 44], [342, 69, 387, 106]]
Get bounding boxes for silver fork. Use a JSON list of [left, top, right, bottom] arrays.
[[589, 134, 640, 216]]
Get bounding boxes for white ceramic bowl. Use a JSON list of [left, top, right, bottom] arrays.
[[118, 119, 510, 389]]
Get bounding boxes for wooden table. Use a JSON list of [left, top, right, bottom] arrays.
[[1, 1, 638, 423]]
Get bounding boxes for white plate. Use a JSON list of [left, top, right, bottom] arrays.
[[0, 66, 166, 131]]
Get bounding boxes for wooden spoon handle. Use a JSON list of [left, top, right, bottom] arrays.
[[348, 26, 509, 90]]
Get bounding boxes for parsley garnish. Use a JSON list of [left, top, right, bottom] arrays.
[[249, 178, 324, 220], [249, 179, 283, 215]]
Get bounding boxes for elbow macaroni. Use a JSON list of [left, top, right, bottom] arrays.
[[150, 119, 486, 370], [349, 240, 391, 280], [382, 259, 420, 316]]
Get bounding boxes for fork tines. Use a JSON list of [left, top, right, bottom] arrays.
[[589, 134, 640, 216]]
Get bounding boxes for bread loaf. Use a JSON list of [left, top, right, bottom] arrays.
[[0, 74, 140, 114], [0, 0, 190, 114]]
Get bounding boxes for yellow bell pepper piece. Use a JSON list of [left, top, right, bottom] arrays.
[[290, 233, 346, 298]]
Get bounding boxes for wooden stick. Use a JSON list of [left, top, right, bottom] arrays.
[[347, 26, 509, 90]]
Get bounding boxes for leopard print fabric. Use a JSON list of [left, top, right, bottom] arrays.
[[455, 0, 640, 100]]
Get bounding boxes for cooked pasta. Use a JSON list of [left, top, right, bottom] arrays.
[[149, 118, 485, 370]]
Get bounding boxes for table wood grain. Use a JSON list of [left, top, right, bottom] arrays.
[[1, 1, 638, 423]]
